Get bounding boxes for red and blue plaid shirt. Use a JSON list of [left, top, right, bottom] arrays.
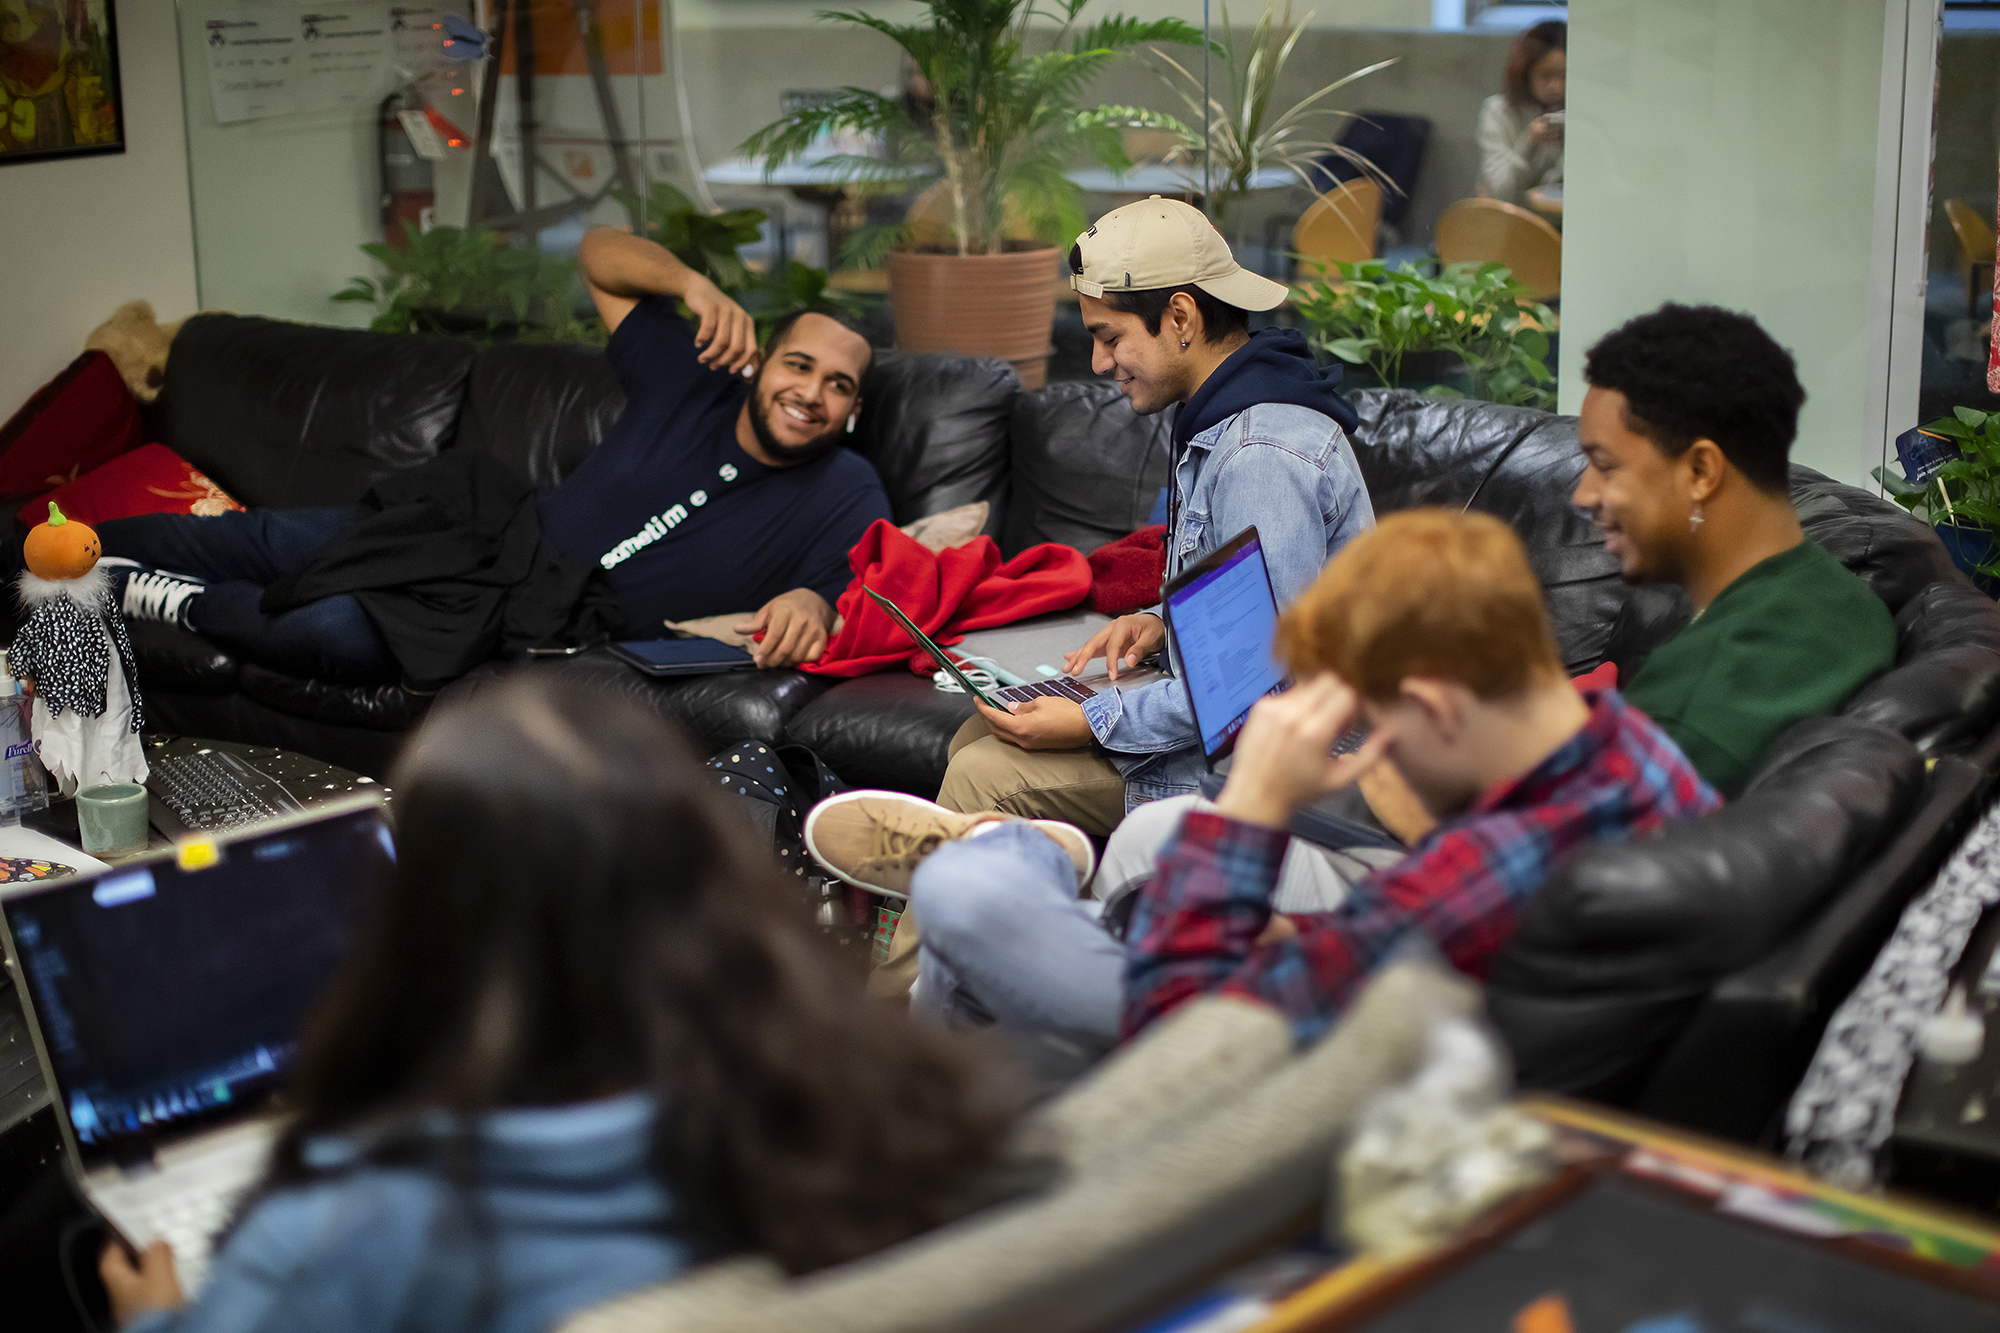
[[1122, 689, 1720, 1045]]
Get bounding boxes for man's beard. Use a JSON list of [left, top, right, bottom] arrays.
[[748, 369, 844, 465]]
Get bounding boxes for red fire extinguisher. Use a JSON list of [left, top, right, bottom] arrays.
[[379, 90, 435, 250]]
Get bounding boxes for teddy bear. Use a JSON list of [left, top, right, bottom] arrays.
[[84, 299, 184, 405]]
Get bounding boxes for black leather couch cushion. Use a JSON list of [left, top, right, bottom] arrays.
[[1000, 382, 1176, 558], [1491, 715, 1924, 1100], [127, 621, 238, 695], [1349, 389, 1625, 672], [1792, 465, 1964, 613], [1846, 581, 2000, 753], [850, 351, 1017, 530], [237, 664, 432, 732], [783, 672, 980, 795], [438, 650, 835, 753], [453, 342, 623, 487], [152, 315, 474, 508]]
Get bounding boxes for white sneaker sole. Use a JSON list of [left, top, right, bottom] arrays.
[[802, 789, 957, 900]]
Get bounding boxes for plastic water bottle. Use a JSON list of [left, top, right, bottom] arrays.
[[0, 651, 49, 825]]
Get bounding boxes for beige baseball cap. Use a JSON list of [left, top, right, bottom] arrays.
[[1068, 195, 1289, 312]]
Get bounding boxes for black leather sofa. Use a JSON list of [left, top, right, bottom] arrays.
[[108, 314, 2000, 1144]]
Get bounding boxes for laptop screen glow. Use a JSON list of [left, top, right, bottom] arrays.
[[1166, 534, 1287, 759], [3, 805, 391, 1163]]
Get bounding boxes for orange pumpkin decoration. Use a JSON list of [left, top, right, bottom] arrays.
[[24, 502, 101, 581]]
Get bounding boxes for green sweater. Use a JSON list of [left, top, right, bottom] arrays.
[[1623, 540, 1896, 798]]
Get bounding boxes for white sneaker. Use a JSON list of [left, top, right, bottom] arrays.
[[121, 569, 207, 630]]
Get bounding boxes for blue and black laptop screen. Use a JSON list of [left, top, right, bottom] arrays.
[[1167, 536, 1287, 758], [3, 807, 389, 1158]]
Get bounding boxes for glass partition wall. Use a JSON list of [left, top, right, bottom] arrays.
[[174, 4, 1559, 373]]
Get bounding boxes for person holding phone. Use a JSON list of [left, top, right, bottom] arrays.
[[1476, 20, 1565, 208]]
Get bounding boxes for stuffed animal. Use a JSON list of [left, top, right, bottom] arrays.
[[84, 299, 184, 404], [8, 503, 147, 795]]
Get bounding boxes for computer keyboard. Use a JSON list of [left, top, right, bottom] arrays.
[[147, 750, 305, 833], [136, 1187, 238, 1292], [993, 676, 1098, 705]]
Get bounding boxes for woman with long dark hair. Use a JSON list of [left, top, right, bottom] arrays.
[[100, 677, 1020, 1332], [1476, 20, 1567, 206]]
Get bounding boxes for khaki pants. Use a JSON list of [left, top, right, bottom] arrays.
[[871, 717, 1127, 1000], [934, 715, 1128, 834]]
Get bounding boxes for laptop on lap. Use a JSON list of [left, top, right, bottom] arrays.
[[1165, 526, 1402, 852], [0, 795, 392, 1293]]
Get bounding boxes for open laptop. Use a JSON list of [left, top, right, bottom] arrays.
[[1164, 527, 1402, 853], [1161, 526, 1291, 765], [863, 585, 1112, 711], [0, 793, 391, 1293]]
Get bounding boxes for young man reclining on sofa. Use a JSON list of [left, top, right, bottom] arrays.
[[56, 229, 889, 687], [807, 510, 1718, 1074], [930, 195, 1374, 840]]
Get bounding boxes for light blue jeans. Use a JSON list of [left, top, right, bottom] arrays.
[[909, 822, 1126, 1078]]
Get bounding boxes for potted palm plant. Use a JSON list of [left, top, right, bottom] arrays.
[[742, 0, 1200, 387], [1149, 3, 1394, 231]]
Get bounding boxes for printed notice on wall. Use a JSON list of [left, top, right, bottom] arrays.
[[197, 1, 397, 124], [295, 6, 392, 115], [199, 5, 301, 123]]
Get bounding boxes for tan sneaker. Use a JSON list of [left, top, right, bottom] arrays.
[[966, 817, 1097, 891], [803, 791, 1006, 898]]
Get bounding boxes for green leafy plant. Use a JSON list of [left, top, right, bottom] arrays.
[[613, 182, 863, 335], [741, 0, 1203, 260], [333, 223, 605, 344], [1292, 259, 1555, 410], [1875, 408, 2000, 579], [1150, 3, 1393, 228]]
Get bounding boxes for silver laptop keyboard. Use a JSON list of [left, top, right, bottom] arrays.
[[148, 751, 304, 832], [137, 1187, 239, 1292], [994, 676, 1098, 704]]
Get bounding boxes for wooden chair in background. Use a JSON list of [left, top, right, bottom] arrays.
[[1434, 197, 1562, 302], [1291, 178, 1383, 280], [1945, 198, 1995, 316]]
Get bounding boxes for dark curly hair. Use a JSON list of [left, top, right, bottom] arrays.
[[1582, 303, 1804, 494], [1068, 243, 1251, 345], [256, 675, 1023, 1283]]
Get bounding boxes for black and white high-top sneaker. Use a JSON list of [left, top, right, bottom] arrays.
[[116, 566, 207, 631]]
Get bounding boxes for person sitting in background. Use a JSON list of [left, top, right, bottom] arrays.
[[1476, 19, 1565, 207], [814, 511, 1715, 1072], [89, 229, 889, 687], [1577, 303, 1898, 797], [98, 677, 1020, 1333]]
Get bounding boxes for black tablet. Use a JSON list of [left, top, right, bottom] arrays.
[[609, 637, 757, 676]]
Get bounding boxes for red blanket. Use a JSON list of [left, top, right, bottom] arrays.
[[1086, 524, 1169, 615], [799, 519, 1092, 677]]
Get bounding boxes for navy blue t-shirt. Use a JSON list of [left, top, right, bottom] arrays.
[[536, 297, 890, 633]]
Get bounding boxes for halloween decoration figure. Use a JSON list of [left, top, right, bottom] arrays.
[[8, 503, 146, 796]]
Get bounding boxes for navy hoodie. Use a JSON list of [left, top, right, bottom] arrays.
[[1173, 327, 1360, 446]]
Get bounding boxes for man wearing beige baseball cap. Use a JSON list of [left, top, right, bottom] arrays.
[[929, 195, 1377, 831]]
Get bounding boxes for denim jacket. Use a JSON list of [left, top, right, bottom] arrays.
[[129, 1094, 687, 1333], [1078, 402, 1374, 808]]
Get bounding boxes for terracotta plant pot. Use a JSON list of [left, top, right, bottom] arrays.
[[887, 248, 1061, 389]]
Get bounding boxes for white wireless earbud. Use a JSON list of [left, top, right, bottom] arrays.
[[846, 412, 859, 434]]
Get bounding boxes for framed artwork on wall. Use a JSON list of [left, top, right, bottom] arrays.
[[0, 0, 124, 166]]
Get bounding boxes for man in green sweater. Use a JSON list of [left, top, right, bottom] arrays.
[[1573, 304, 1897, 797]]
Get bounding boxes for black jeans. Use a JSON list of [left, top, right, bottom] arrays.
[[95, 508, 400, 682]]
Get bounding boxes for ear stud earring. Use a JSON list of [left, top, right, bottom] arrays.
[[1689, 504, 1705, 533]]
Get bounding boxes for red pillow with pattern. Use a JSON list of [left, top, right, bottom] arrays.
[[0, 351, 144, 502], [17, 443, 245, 529]]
